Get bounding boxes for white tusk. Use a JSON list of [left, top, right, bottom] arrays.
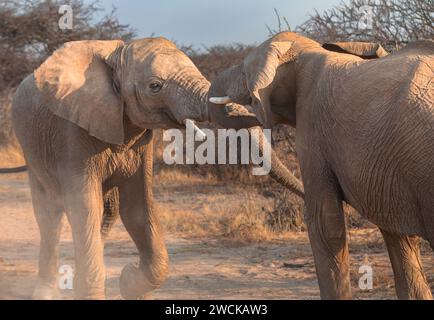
[[209, 96, 232, 105], [183, 119, 207, 141]]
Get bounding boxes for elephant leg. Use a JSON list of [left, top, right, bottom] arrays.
[[29, 172, 64, 300], [101, 187, 120, 241], [380, 228, 432, 300], [118, 146, 169, 299], [302, 161, 351, 299], [62, 177, 105, 300]]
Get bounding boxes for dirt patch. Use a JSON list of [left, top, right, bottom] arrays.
[[1, 173, 433, 299]]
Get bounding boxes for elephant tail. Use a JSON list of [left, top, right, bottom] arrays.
[[0, 166, 27, 174]]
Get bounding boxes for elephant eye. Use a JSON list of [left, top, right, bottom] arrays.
[[149, 81, 163, 94]]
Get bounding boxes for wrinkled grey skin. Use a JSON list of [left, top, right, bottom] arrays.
[[11, 37, 213, 300], [209, 32, 434, 300], [10, 36, 306, 300]]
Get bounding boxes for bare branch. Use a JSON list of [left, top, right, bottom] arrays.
[[296, 0, 434, 51], [0, 0, 135, 89]]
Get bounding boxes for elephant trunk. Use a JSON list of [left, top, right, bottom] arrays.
[[166, 74, 211, 124], [208, 65, 260, 129], [208, 102, 261, 129], [269, 147, 304, 199], [250, 127, 304, 199], [207, 67, 304, 199]]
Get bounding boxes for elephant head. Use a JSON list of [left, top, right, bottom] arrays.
[[34, 38, 210, 145], [208, 33, 388, 130], [207, 33, 388, 198]]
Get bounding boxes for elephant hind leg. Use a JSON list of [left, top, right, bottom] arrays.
[[101, 187, 120, 240], [380, 228, 432, 300], [28, 172, 65, 300]]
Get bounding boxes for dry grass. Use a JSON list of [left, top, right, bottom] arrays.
[[156, 180, 372, 245], [159, 202, 274, 244], [220, 203, 273, 243], [160, 209, 210, 235], [156, 181, 308, 244], [268, 189, 305, 232], [0, 89, 24, 167], [0, 90, 13, 146], [154, 168, 215, 187], [345, 204, 374, 229]]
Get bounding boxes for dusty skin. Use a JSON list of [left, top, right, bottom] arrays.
[[1, 172, 433, 300]]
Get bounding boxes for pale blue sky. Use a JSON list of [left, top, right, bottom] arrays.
[[95, 0, 342, 47]]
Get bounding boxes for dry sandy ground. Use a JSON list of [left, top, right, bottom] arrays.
[[1, 172, 434, 300]]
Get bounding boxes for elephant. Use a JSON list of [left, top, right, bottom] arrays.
[[208, 31, 434, 300], [11, 38, 208, 300], [10, 36, 306, 300]]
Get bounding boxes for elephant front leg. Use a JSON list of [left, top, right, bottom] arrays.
[[28, 172, 64, 300], [118, 150, 168, 299], [62, 177, 106, 300], [380, 229, 432, 300], [301, 161, 351, 299]]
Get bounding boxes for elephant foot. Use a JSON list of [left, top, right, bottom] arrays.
[[119, 263, 161, 300], [32, 283, 60, 300], [73, 285, 106, 300], [74, 293, 106, 300]]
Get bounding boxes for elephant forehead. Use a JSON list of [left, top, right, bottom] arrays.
[[129, 37, 177, 51], [130, 50, 197, 79]]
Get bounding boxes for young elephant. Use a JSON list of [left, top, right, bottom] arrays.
[[12, 38, 213, 300], [209, 32, 434, 300]]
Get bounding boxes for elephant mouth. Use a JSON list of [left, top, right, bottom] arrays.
[[209, 96, 254, 114], [163, 109, 184, 128], [163, 108, 206, 139]]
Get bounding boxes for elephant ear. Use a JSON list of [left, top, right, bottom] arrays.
[[34, 40, 125, 145], [322, 42, 389, 59], [243, 40, 294, 127]]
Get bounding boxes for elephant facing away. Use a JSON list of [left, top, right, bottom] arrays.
[[209, 32, 434, 300], [11, 37, 307, 300]]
